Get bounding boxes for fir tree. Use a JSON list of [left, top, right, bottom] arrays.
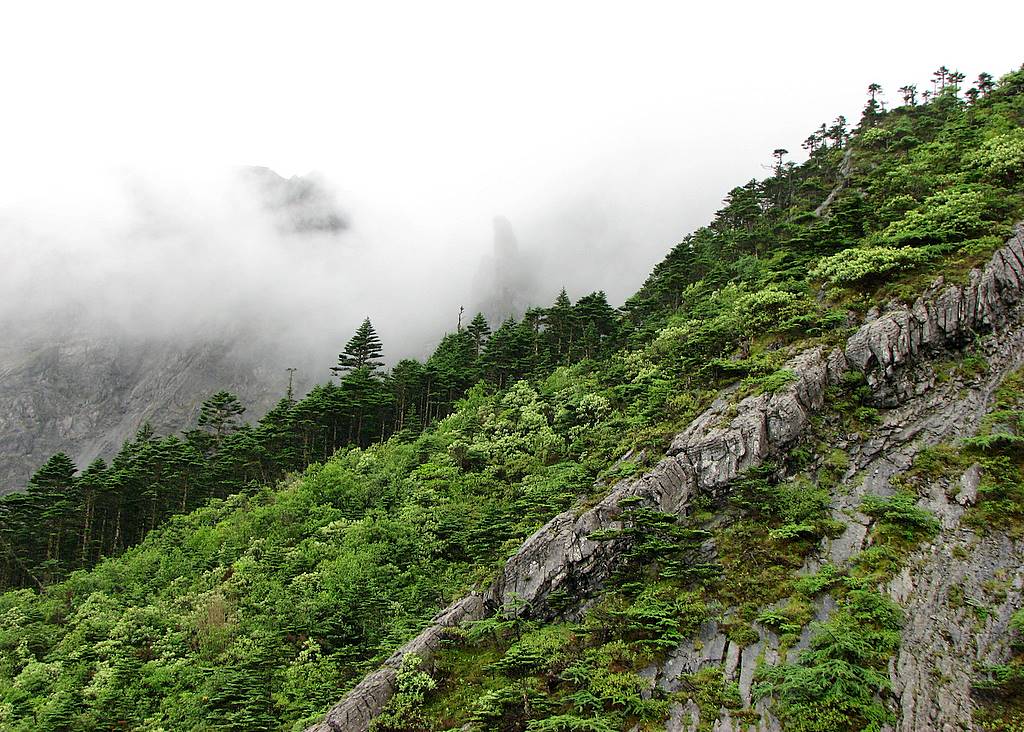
[[977, 72, 996, 96], [543, 289, 576, 365], [332, 317, 385, 374], [198, 391, 246, 440], [466, 312, 491, 357]]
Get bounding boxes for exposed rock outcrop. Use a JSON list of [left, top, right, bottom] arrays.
[[488, 347, 846, 618], [846, 224, 1024, 404], [307, 229, 1024, 732]]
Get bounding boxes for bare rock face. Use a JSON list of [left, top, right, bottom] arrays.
[[846, 224, 1024, 405], [307, 230, 1024, 732], [647, 230, 1024, 731], [489, 346, 846, 618], [0, 327, 303, 494]]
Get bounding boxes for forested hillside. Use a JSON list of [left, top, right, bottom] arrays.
[[2, 64, 1023, 731]]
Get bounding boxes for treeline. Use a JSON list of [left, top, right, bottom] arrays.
[[625, 64, 1022, 336], [0, 292, 619, 589]]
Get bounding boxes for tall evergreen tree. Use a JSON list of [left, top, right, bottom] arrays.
[[28, 452, 78, 579], [332, 318, 385, 374], [573, 291, 619, 360], [977, 72, 995, 96], [543, 289, 576, 365], [198, 392, 246, 440], [466, 312, 491, 357]]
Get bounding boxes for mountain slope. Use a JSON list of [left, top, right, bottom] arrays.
[[0, 166, 340, 494], [1, 64, 1023, 732], [309, 228, 1024, 732]]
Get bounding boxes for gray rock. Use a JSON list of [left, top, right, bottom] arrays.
[[956, 464, 982, 506]]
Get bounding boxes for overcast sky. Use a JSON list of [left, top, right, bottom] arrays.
[[1, 1, 1022, 361]]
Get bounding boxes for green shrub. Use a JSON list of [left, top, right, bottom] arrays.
[[880, 186, 1011, 246], [860, 493, 941, 543], [969, 128, 1024, 184], [756, 590, 903, 732], [370, 654, 437, 732], [811, 246, 930, 287]]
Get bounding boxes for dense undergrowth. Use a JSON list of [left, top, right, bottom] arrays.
[[1, 64, 1023, 730]]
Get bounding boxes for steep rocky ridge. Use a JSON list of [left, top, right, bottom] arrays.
[[306, 226, 1024, 732], [652, 226, 1024, 731]]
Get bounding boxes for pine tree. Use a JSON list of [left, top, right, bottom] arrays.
[[543, 289, 576, 365], [827, 116, 848, 147], [947, 70, 966, 94], [198, 391, 246, 440], [332, 318, 385, 375], [390, 359, 426, 430], [772, 148, 788, 175], [481, 317, 525, 388], [573, 291, 618, 360], [27, 452, 78, 581], [977, 72, 996, 96], [76, 458, 108, 565], [466, 312, 491, 357]]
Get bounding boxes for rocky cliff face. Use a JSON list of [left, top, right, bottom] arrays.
[[307, 226, 1024, 732], [0, 326, 306, 494]]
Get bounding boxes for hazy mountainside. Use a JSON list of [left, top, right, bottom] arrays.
[[0, 166, 338, 494], [2, 63, 1023, 732], [0, 327, 299, 495]]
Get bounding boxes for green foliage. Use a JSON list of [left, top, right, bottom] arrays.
[[970, 128, 1024, 184], [811, 245, 931, 286], [3, 59, 1024, 731], [750, 369, 798, 395], [880, 186, 1010, 246], [973, 608, 1024, 731], [589, 500, 718, 590], [526, 715, 620, 732], [371, 654, 437, 732], [756, 590, 903, 732], [794, 564, 843, 597], [860, 493, 941, 543]]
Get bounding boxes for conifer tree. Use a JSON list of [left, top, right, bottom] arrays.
[[543, 289, 576, 365], [29, 452, 77, 575], [332, 318, 385, 374], [198, 391, 246, 440], [389, 359, 426, 431], [977, 72, 995, 96], [827, 116, 848, 147], [481, 317, 525, 388], [466, 312, 491, 357], [573, 291, 618, 360], [772, 148, 788, 175]]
